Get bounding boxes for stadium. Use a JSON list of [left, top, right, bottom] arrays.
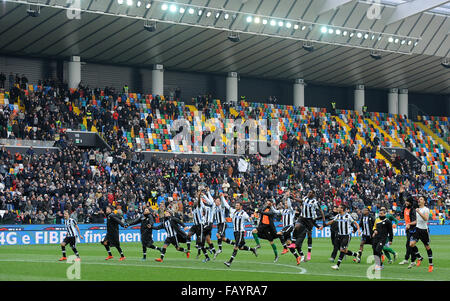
[[0, 0, 449, 285]]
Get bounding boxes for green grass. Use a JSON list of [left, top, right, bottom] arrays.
[[0, 236, 449, 281]]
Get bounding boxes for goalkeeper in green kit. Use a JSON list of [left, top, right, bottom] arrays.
[[380, 206, 398, 263]]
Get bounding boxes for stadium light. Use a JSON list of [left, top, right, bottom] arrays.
[[294, 24, 299, 30], [188, 7, 194, 14], [126, 0, 133, 6], [180, 7, 185, 14], [270, 20, 276, 26], [357, 32, 363, 38], [262, 19, 268, 25], [246, 16, 252, 23], [388, 37, 394, 43], [215, 12, 220, 18], [146, 3, 151, 9], [136, 1, 141, 7], [224, 13, 229, 19], [328, 28, 334, 34], [321, 26, 327, 33], [335, 29, 341, 35], [198, 9, 203, 16], [286, 22, 291, 28], [206, 11, 212, 17], [169, 4, 177, 12], [161, 3, 168, 10], [118, 0, 124, 4], [254, 17, 260, 24]]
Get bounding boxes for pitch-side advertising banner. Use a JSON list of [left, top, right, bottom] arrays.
[[0, 223, 449, 246]]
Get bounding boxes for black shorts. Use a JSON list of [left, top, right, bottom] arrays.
[[217, 223, 227, 237], [411, 228, 430, 246], [336, 234, 351, 250], [189, 224, 202, 236], [103, 233, 120, 247], [164, 236, 180, 247], [63, 236, 76, 248], [361, 235, 373, 245], [256, 224, 278, 241], [300, 217, 315, 232], [142, 237, 154, 247], [281, 225, 294, 241], [234, 231, 246, 248], [372, 238, 384, 254], [203, 223, 213, 237]]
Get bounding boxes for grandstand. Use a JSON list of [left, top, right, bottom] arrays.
[[0, 0, 449, 283]]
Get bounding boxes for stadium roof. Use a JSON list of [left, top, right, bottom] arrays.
[[0, 0, 449, 94]]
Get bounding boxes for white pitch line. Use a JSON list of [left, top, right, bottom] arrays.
[[0, 258, 307, 276], [0, 258, 444, 281]]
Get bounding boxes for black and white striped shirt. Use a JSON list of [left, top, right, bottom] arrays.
[[272, 198, 295, 227], [222, 198, 251, 232], [333, 213, 355, 236], [301, 197, 319, 219], [192, 206, 204, 226], [64, 218, 78, 238], [214, 196, 227, 224], [361, 216, 371, 236], [163, 219, 176, 238], [202, 193, 214, 225]]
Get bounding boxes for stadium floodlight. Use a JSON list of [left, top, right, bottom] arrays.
[[146, 3, 151, 9], [246, 16, 252, 23], [328, 28, 334, 34], [335, 29, 341, 35], [286, 22, 292, 28], [118, 0, 123, 4], [136, 1, 141, 7], [388, 37, 394, 43], [394, 38, 399, 44], [144, 20, 157, 32], [262, 19, 268, 25], [349, 32, 354, 37], [188, 8, 194, 14], [321, 26, 327, 33], [206, 11, 212, 17], [370, 50, 382, 60], [198, 9, 203, 16], [27, 5, 40, 17], [215, 12, 220, 18], [357, 32, 362, 38], [343, 30, 348, 36], [294, 24, 299, 30], [302, 41, 314, 52], [180, 7, 186, 14], [127, 0, 133, 6], [270, 20, 276, 26], [169, 4, 177, 12], [401, 40, 406, 45], [301, 25, 307, 31], [224, 13, 229, 19], [161, 3, 168, 10], [407, 40, 412, 46], [228, 32, 240, 43], [278, 21, 284, 27], [254, 17, 260, 24], [364, 33, 369, 39]]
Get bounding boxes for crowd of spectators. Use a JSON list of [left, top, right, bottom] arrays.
[[0, 74, 448, 225]]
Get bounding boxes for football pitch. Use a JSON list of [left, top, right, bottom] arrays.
[[0, 236, 449, 281]]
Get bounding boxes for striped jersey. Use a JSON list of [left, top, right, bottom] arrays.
[[333, 213, 355, 236], [361, 215, 373, 236], [64, 218, 78, 238], [301, 197, 319, 219], [163, 218, 177, 237], [213, 203, 226, 224], [201, 193, 214, 225], [192, 205, 204, 226], [222, 197, 251, 232], [272, 198, 295, 227]]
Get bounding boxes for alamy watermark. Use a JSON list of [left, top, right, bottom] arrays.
[[171, 117, 280, 166], [66, 255, 81, 280], [66, 0, 81, 20], [367, 0, 382, 20], [365, 255, 381, 280]]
